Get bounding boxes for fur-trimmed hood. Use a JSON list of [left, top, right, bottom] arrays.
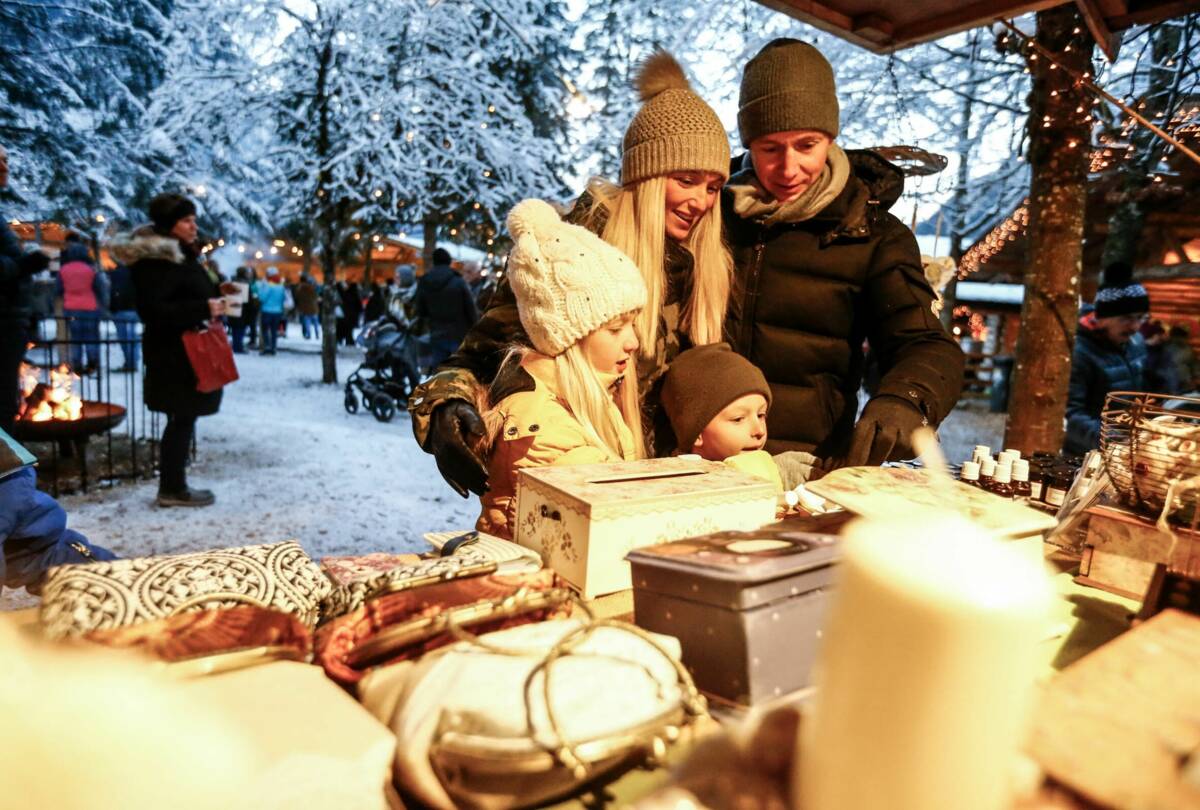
[[108, 225, 184, 266]]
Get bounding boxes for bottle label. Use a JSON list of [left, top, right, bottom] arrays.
[[1046, 487, 1066, 507], [1030, 482, 1043, 500]]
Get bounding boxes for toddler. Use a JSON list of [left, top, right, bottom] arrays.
[[661, 343, 817, 490]]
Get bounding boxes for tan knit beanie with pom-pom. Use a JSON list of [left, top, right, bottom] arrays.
[[621, 52, 731, 186], [506, 199, 647, 357]]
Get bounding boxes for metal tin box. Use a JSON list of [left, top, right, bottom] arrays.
[[514, 458, 778, 599], [626, 525, 839, 705]]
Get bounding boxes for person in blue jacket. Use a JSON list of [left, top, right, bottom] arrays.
[[1, 429, 115, 594], [255, 266, 287, 355], [1064, 262, 1149, 456]]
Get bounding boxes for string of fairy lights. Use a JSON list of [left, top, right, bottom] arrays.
[[957, 19, 1199, 279]]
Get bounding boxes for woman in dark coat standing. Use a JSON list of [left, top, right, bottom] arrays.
[[110, 194, 228, 507]]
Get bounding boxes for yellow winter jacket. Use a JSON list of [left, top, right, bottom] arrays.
[[477, 353, 636, 540]]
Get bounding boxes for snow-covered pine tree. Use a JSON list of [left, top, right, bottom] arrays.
[[381, 0, 572, 266], [0, 0, 168, 234], [268, 0, 410, 383], [128, 0, 277, 237]]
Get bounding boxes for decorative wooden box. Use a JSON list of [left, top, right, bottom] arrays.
[[1078, 502, 1200, 600], [627, 524, 840, 706], [513, 458, 777, 599]]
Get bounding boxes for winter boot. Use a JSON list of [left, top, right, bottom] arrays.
[[156, 488, 216, 508]]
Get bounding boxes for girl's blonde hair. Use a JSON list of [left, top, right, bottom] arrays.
[[585, 175, 731, 352], [482, 342, 645, 462], [553, 341, 645, 460]]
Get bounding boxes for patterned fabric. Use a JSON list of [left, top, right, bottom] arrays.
[[320, 552, 423, 587], [320, 548, 528, 620], [315, 568, 567, 686], [86, 605, 311, 664], [39, 541, 332, 639]]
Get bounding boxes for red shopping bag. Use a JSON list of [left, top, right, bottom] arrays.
[[181, 320, 239, 392]]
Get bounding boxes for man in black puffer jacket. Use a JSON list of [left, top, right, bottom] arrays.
[[0, 146, 51, 434], [414, 247, 479, 370], [724, 39, 964, 466]]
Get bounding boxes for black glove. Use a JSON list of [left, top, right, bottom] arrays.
[[428, 400, 489, 497], [18, 251, 50, 276], [842, 396, 928, 467]]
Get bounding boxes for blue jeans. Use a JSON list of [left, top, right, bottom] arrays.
[[301, 314, 320, 339], [231, 321, 248, 353], [260, 312, 282, 353], [64, 309, 101, 370], [111, 310, 140, 369]]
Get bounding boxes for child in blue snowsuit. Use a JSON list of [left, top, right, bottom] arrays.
[[1, 430, 115, 594]]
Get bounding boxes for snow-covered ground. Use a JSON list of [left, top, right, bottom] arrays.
[[2, 334, 477, 610], [3, 335, 1005, 610]]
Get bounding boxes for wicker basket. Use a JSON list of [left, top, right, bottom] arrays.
[[1100, 391, 1200, 520]]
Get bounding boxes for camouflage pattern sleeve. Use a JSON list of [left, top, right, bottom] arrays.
[[408, 367, 487, 449]]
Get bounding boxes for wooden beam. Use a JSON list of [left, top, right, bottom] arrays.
[[1109, 0, 1200, 29], [891, 0, 1063, 52], [750, 0, 866, 45], [1074, 0, 1121, 60], [851, 12, 895, 44]]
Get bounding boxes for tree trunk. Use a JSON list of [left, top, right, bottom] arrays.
[[1004, 7, 1094, 454], [316, 26, 338, 385], [942, 47, 977, 333], [422, 217, 437, 271], [363, 237, 375, 287]]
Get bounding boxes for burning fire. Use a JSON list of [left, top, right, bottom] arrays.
[[18, 362, 83, 421]]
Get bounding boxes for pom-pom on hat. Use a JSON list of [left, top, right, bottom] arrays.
[[738, 38, 840, 146], [660, 343, 772, 453], [505, 199, 647, 357], [1094, 261, 1149, 318], [621, 52, 731, 186], [148, 193, 197, 236]]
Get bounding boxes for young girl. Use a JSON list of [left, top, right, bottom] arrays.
[[476, 199, 647, 540]]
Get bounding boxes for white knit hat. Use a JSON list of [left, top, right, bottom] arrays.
[[506, 199, 647, 357]]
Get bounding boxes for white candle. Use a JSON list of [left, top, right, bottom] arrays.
[[798, 515, 1051, 810]]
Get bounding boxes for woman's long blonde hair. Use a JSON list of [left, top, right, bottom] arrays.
[[585, 176, 732, 352]]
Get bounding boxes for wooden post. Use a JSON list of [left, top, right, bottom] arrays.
[[1004, 7, 1094, 454]]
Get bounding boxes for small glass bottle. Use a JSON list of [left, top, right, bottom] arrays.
[[989, 462, 1015, 499], [1044, 468, 1070, 508], [979, 456, 997, 490], [1026, 459, 1046, 502], [960, 460, 982, 489], [1012, 459, 1032, 500]]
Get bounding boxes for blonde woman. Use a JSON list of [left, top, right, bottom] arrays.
[[476, 199, 647, 538], [410, 52, 732, 496]]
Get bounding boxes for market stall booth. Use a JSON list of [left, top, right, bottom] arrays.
[[6, 427, 1200, 808]]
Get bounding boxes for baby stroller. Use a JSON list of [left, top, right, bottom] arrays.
[[344, 313, 422, 422]]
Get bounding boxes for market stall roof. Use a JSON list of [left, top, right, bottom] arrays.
[[754, 0, 1193, 59]]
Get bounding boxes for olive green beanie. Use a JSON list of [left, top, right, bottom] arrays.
[[621, 51, 731, 186], [661, 343, 772, 453], [738, 38, 840, 147]]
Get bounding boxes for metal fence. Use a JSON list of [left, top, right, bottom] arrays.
[[12, 314, 161, 496]]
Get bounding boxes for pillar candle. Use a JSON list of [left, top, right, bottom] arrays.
[[797, 514, 1051, 810]]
